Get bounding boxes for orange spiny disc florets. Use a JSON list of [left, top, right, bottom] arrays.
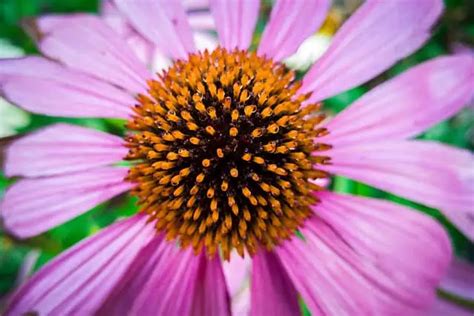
[[125, 48, 330, 259]]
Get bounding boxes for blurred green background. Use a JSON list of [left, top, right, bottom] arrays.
[[0, 0, 473, 312]]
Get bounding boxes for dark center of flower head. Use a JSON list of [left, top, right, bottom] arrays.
[[125, 48, 330, 260]]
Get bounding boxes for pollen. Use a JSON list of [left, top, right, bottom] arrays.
[[125, 48, 330, 260]]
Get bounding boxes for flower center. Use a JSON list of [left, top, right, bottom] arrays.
[[125, 48, 329, 259]]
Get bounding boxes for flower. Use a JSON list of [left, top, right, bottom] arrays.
[[1, 0, 473, 314]]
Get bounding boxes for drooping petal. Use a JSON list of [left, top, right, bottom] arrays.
[[319, 55, 474, 145], [35, 14, 150, 94], [209, 0, 260, 50], [5, 123, 127, 177], [276, 191, 451, 315], [1, 167, 132, 238], [250, 250, 300, 316], [99, 240, 231, 315], [258, 0, 330, 61], [321, 141, 474, 223], [0, 57, 135, 118], [301, 0, 443, 102], [114, 0, 196, 60], [439, 258, 474, 301], [4, 214, 155, 316]]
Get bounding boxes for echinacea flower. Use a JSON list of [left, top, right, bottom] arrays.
[[1, 0, 473, 314]]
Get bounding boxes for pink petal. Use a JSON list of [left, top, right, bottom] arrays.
[[0, 57, 135, 118], [429, 298, 473, 316], [101, 0, 155, 65], [321, 141, 474, 229], [97, 236, 170, 314], [319, 55, 474, 146], [1, 167, 132, 238], [114, 0, 196, 60], [439, 258, 474, 301], [209, 0, 260, 50], [257, 0, 330, 61], [192, 253, 231, 316], [250, 250, 300, 316], [4, 214, 155, 316], [301, 0, 443, 102], [189, 12, 215, 31], [99, 241, 230, 315], [183, 0, 210, 10], [36, 14, 150, 94], [5, 123, 127, 177], [276, 191, 451, 314]]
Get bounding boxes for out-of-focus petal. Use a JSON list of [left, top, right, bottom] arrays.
[[5, 214, 154, 316], [1, 167, 132, 238], [222, 252, 252, 315], [276, 191, 451, 314], [14, 250, 40, 287], [0, 98, 30, 138], [222, 252, 251, 297], [5, 123, 127, 177], [100, 0, 155, 65], [114, 0, 196, 60], [189, 12, 215, 31], [0, 38, 24, 58], [321, 141, 474, 231], [301, 0, 443, 102], [183, 0, 210, 10], [429, 298, 473, 316], [100, 240, 231, 315], [284, 34, 331, 72], [250, 250, 300, 316], [319, 55, 474, 145], [0, 40, 29, 137], [258, 0, 330, 61], [439, 258, 474, 301], [209, 0, 260, 50], [194, 31, 219, 52], [35, 14, 150, 94], [0, 57, 135, 118]]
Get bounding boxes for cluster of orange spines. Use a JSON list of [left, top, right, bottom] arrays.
[[126, 48, 330, 259]]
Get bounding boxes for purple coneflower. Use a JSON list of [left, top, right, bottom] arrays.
[[1, 0, 473, 315]]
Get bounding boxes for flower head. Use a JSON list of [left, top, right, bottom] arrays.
[[0, 0, 473, 315], [126, 48, 329, 258]]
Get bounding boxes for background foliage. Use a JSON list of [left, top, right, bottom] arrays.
[[0, 0, 473, 312]]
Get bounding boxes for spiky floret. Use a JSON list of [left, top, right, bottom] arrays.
[[126, 48, 330, 259]]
